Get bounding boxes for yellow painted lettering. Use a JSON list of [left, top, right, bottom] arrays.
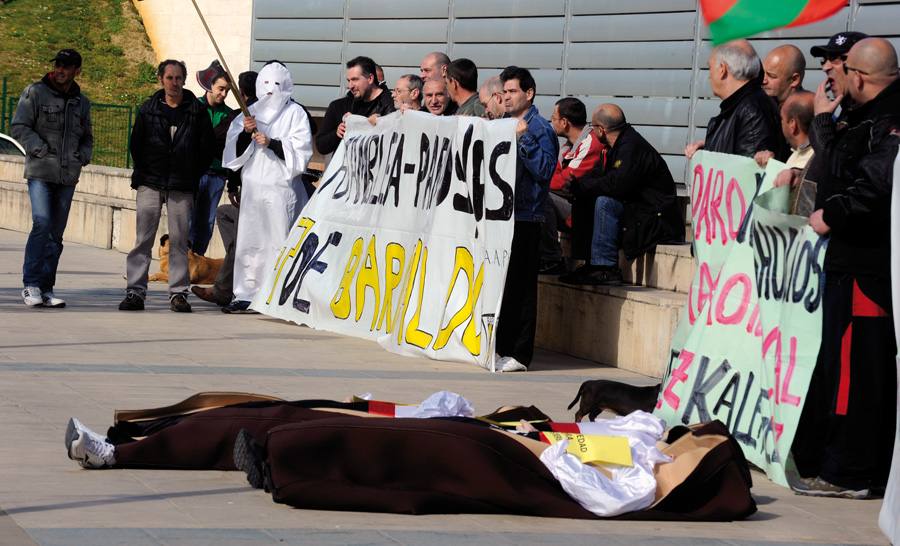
[[377, 242, 405, 333], [355, 235, 381, 330], [266, 217, 315, 304], [330, 237, 364, 319], [433, 248, 484, 355]]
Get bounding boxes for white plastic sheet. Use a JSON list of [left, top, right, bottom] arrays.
[[394, 391, 476, 419], [539, 411, 671, 517]]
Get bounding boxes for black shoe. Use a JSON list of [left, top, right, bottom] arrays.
[[222, 300, 257, 314], [560, 265, 623, 286], [233, 429, 271, 491], [169, 293, 192, 313], [118, 292, 145, 311], [538, 260, 567, 275]]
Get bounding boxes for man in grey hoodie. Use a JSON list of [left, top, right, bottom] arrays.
[[11, 49, 93, 308]]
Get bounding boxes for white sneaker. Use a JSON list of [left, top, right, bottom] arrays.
[[42, 291, 66, 308], [65, 418, 116, 469], [500, 357, 528, 373], [22, 286, 43, 307]]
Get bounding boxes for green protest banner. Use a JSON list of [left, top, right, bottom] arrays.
[[654, 151, 827, 486]]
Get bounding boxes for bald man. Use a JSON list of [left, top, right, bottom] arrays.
[[420, 52, 450, 81], [791, 37, 900, 499], [479, 76, 505, 120], [686, 39, 786, 160], [560, 104, 683, 286], [762, 45, 806, 106]]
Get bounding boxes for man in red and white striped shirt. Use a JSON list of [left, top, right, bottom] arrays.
[[540, 98, 607, 275]]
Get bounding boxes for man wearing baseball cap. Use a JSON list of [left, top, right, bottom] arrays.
[[11, 48, 93, 308]]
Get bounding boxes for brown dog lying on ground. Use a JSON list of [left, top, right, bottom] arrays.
[[567, 380, 662, 421], [148, 234, 224, 285]]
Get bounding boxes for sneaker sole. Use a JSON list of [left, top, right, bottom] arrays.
[[64, 418, 78, 460], [792, 486, 870, 499], [233, 430, 265, 490], [43, 302, 66, 309]]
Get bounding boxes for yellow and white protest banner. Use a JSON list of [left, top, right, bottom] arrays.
[[252, 111, 517, 367]]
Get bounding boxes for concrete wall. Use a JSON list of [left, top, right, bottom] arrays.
[[133, 0, 253, 109], [0, 156, 226, 260]]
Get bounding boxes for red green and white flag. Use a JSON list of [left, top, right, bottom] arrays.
[[701, 0, 846, 44]]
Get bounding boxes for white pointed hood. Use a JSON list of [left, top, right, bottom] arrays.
[[251, 62, 294, 125]]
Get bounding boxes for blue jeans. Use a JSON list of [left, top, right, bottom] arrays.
[[590, 196, 624, 267], [189, 172, 226, 255], [23, 179, 76, 291]]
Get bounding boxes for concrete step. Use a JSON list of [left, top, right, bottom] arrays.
[[536, 278, 686, 378], [622, 243, 694, 294]]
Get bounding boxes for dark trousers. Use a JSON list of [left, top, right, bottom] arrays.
[[539, 193, 572, 263], [189, 172, 226, 255], [496, 221, 541, 366], [792, 272, 896, 490], [112, 403, 361, 470], [213, 203, 239, 301]]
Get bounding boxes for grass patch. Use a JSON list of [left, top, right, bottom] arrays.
[[0, 0, 158, 105]]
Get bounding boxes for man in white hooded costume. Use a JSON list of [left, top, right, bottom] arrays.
[[222, 62, 313, 313]]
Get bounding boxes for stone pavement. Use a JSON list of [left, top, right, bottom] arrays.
[[0, 228, 888, 546]]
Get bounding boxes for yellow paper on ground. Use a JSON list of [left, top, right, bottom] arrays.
[[540, 432, 633, 467]]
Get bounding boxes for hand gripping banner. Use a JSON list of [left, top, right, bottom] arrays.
[[252, 112, 518, 367], [654, 151, 827, 486]]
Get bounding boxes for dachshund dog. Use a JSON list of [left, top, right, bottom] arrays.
[[567, 380, 662, 421], [148, 234, 223, 285]]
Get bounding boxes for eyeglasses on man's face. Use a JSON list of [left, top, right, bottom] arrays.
[[842, 63, 869, 76], [820, 54, 847, 66]]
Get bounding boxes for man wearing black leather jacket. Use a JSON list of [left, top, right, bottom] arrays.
[[791, 38, 900, 499], [686, 40, 786, 161]]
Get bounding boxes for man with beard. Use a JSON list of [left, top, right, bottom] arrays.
[[12, 48, 93, 309], [561, 104, 682, 286], [221, 62, 314, 313], [315, 56, 394, 156]]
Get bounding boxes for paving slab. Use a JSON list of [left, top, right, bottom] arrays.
[[0, 228, 888, 545]]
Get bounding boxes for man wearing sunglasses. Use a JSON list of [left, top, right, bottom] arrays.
[[791, 37, 900, 500]]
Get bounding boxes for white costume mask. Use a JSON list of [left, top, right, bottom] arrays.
[[252, 63, 294, 125]]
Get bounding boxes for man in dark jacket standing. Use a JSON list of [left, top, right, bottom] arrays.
[[685, 40, 785, 161], [12, 49, 93, 309], [120, 60, 215, 313], [790, 38, 900, 499], [561, 104, 683, 285], [315, 56, 394, 156]]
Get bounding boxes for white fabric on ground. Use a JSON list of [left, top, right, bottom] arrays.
[[394, 391, 475, 418], [539, 411, 671, 517]]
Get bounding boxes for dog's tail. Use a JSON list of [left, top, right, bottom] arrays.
[[567, 383, 584, 410]]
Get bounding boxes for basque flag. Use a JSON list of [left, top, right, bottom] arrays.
[[701, 0, 846, 44]]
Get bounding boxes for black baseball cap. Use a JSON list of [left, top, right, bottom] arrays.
[[810, 32, 868, 58], [50, 49, 82, 68]]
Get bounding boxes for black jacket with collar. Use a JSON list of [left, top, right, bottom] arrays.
[[129, 88, 215, 193], [572, 125, 684, 259], [704, 80, 787, 160], [315, 90, 395, 155], [812, 78, 900, 277]]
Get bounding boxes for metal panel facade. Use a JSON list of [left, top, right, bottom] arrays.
[[251, 0, 900, 184]]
